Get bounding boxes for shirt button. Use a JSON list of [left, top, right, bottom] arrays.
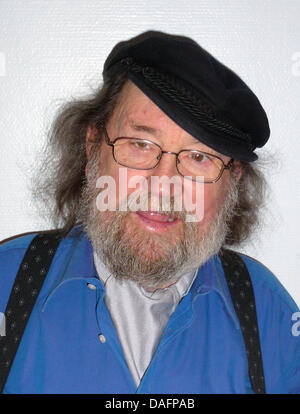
[[87, 283, 97, 290], [98, 334, 106, 343]]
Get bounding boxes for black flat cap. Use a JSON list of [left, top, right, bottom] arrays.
[[103, 31, 270, 162]]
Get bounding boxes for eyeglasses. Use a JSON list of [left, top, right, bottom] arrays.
[[100, 127, 234, 183]]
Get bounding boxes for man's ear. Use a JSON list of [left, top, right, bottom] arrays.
[[85, 124, 100, 177], [233, 161, 243, 182], [85, 124, 99, 160]]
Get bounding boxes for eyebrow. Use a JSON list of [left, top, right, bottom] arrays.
[[129, 121, 161, 136]]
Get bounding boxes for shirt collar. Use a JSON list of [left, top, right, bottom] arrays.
[[190, 254, 240, 329], [44, 225, 239, 329]]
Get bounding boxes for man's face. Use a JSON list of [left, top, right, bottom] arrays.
[[83, 81, 239, 291]]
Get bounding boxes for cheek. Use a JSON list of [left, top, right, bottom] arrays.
[[96, 146, 121, 206], [199, 181, 228, 225], [98, 144, 116, 176], [180, 179, 226, 224], [100, 163, 149, 209]]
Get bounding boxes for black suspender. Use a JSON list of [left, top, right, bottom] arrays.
[[0, 233, 266, 393], [219, 249, 266, 394], [0, 231, 62, 393]]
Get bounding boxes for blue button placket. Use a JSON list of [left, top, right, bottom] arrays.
[[136, 289, 200, 393]]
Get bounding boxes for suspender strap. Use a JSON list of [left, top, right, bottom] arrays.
[[220, 248, 266, 394], [0, 231, 62, 393]]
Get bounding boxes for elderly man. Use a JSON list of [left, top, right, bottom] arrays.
[[0, 31, 299, 394]]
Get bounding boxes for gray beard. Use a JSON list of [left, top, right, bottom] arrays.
[[80, 150, 239, 291]]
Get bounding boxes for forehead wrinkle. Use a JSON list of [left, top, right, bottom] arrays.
[[128, 119, 162, 137]]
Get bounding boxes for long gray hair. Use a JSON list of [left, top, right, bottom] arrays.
[[32, 73, 267, 246]]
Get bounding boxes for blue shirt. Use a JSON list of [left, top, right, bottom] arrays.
[[0, 225, 299, 394]]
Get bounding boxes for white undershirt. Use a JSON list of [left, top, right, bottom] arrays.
[[93, 251, 198, 387]]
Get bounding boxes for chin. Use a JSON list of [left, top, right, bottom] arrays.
[[125, 213, 183, 249]]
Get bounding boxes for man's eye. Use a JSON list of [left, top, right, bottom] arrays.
[[131, 141, 152, 150], [190, 152, 208, 163]]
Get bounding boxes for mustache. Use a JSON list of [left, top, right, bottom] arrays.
[[95, 187, 192, 221]]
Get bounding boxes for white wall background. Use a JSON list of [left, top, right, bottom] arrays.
[[0, 0, 299, 305]]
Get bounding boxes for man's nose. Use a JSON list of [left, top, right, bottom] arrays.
[[147, 152, 183, 199]]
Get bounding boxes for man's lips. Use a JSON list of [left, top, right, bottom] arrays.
[[134, 211, 181, 233], [136, 211, 177, 223]]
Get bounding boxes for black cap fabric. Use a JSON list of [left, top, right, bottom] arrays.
[[103, 31, 270, 162]]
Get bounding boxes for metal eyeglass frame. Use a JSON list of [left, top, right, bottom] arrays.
[[101, 126, 234, 184]]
